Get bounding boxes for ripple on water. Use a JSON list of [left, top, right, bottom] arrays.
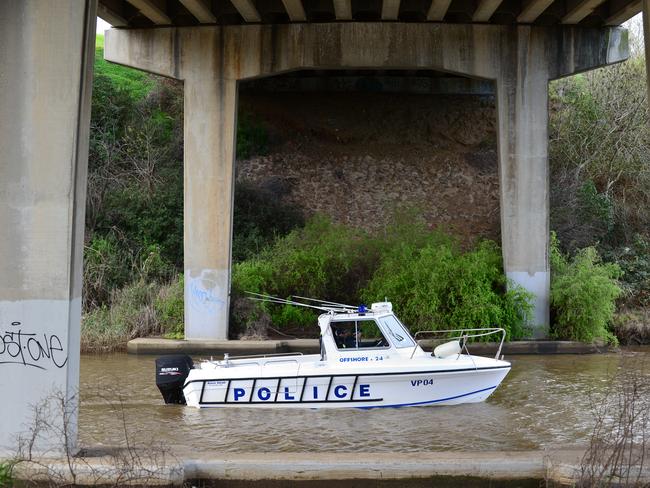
[[78, 350, 650, 452]]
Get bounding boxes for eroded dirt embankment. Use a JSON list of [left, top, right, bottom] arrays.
[[237, 92, 500, 244]]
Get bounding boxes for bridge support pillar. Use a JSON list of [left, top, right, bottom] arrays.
[[643, 0, 650, 114], [496, 29, 550, 338], [183, 76, 238, 340], [0, 0, 96, 453]]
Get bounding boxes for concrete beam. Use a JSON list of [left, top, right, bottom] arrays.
[[552, 25, 629, 78], [605, 0, 641, 25], [231, 0, 261, 22], [125, 0, 171, 24], [473, 0, 503, 22], [97, 3, 128, 26], [105, 28, 178, 78], [282, 0, 307, 21], [427, 0, 452, 20], [562, 0, 607, 23], [518, 0, 555, 23], [179, 0, 216, 23], [0, 0, 96, 453], [106, 23, 628, 82], [382, 0, 401, 20], [333, 0, 352, 20]]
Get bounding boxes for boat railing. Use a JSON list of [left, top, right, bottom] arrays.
[[410, 328, 506, 360], [212, 352, 304, 369], [221, 351, 304, 361]]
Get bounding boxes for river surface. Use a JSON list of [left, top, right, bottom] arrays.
[[78, 349, 650, 453]]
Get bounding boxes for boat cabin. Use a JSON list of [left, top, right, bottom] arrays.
[[318, 302, 429, 362]]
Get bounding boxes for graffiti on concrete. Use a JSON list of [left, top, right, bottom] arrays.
[[188, 277, 225, 317], [0, 321, 67, 370]]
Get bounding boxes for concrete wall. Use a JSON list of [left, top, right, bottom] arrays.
[[105, 22, 628, 339], [0, 0, 96, 453]]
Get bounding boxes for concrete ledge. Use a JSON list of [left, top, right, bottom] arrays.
[[8, 450, 582, 486], [127, 337, 614, 356], [14, 449, 650, 486]]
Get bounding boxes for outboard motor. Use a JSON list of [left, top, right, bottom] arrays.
[[156, 355, 193, 404]]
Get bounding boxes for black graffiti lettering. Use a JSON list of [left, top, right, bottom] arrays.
[[49, 334, 67, 368], [27, 335, 50, 362], [2, 331, 25, 361], [0, 321, 68, 370]]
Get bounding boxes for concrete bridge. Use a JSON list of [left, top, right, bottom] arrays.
[[1, 0, 649, 452]]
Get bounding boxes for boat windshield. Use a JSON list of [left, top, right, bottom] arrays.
[[330, 319, 389, 350], [377, 315, 415, 348]]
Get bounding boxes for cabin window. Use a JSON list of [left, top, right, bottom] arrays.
[[330, 320, 389, 350], [378, 315, 415, 348]]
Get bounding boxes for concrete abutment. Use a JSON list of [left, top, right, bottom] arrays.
[[105, 22, 628, 340]]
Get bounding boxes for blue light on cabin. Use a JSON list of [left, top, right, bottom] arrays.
[[358, 304, 367, 314]]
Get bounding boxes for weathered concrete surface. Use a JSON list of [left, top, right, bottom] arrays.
[[11, 449, 650, 486], [643, 0, 650, 111], [183, 76, 238, 340], [105, 24, 628, 81], [496, 28, 551, 337], [0, 0, 96, 454], [105, 23, 629, 339], [127, 337, 614, 356]]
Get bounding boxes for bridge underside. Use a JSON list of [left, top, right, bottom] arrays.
[[0, 0, 647, 453], [104, 21, 627, 340]]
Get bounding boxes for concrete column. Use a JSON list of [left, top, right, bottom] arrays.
[[496, 27, 550, 338], [184, 77, 238, 340], [0, 0, 96, 453], [643, 0, 650, 110]]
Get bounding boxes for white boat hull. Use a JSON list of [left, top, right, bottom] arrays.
[[182, 358, 510, 409]]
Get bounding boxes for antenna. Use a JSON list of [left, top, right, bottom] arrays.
[[292, 295, 356, 309], [245, 292, 357, 314]]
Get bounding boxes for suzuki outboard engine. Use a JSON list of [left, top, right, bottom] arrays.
[[156, 355, 193, 404]]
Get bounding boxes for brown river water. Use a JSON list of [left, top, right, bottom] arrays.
[[78, 349, 650, 453]]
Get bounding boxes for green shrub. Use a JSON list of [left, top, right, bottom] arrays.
[[611, 309, 650, 345], [231, 213, 531, 339], [273, 304, 317, 328], [156, 274, 185, 339], [83, 234, 134, 309], [231, 215, 379, 330], [549, 51, 650, 250], [550, 233, 622, 343], [138, 243, 177, 283], [82, 274, 184, 351], [0, 461, 14, 487], [362, 229, 531, 340], [233, 215, 378, 301], [602, 234, 650, 308], [97, 172, 184, 267]]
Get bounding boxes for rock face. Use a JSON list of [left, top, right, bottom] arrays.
[[237, 92, 500, 244]]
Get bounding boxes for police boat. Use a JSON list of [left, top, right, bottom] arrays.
[[155, 295, 511, 409]]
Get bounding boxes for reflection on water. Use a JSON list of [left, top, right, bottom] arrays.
[[79, 350, 649, 452]]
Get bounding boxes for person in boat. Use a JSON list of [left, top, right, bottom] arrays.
[[334, 326, 359, 349]]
